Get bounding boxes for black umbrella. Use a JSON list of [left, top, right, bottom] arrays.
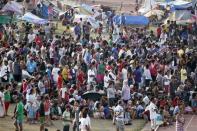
[[82, 91, 102, 101]]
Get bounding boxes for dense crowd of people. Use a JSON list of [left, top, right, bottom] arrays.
[[0, 1, 197, 131]]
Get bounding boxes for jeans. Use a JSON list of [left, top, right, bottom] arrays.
[[63, 125, 70, 131]]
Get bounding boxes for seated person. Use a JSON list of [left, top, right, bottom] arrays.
[[191, 94, 197, 113], [124, 107, 132, 125], [136, 102, 144, 118], [103, 103, 112, 119], [163, 106, 173, 126], [51, 102, 62, 120], [93, 102, 104, 119]]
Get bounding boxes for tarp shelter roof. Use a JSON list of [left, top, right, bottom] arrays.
[[138, 0, 157, 15], [0, 15, 17, 24], [159, 0, 192, 9], [1, 1, 23, 15], [144, 9, 164, 17], [164, 10, 194, 24], [21, 12, 48, 24], [113, 15, 149, 25]]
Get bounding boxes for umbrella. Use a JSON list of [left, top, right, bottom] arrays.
[[82, 91, 102, 101]]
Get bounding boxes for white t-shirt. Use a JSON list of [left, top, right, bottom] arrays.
[[52, 67, 60, 83], [60, 87, 67, 98], [79, 117, 89, 131], [114, 105, 124, 120], [122, 68, 128, 80], [107, 87, 116, 99], [143, 68, 152, 80], [49, 47, 55, 58], [28, 33, 35, 43], [59, 47, 66, 57], [146, 102, 157, 120], [104, 75, 110, 88], [87, 69, 95, 84]]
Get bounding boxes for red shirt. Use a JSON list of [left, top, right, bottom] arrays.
[[77, 71, 85, 85], [157, 27, 161, 37], [149, 64, 157, 76], [35, 36, 42, 47], [22, 81, 27, 93], [159, 100, 166, 108], [57, 75, 63, 90]]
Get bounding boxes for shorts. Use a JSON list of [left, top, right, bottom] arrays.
[[40, 116, 45, 124], [16, 119, 23, 125], [115, 119, 125, 131], [45, 111, 50, 116]]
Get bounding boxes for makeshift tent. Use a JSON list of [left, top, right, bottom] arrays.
[[138, 0, 157, 15], [144, 9, 164, 20], [81, 4, 95, 15], [159, 0, 192, 10], [21, 12, 48, 24], [80, 4, 100, 18], [1, 1, 23, 15], [0, 15, 17, 24], [113, 15, 149, 25], [34, 0, 64, 19], [164, 10, 195, 24], [73, 14, 89, 23]]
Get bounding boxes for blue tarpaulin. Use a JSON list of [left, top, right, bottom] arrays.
[[40, 4, 48, 19], [113, 15, 149, 25]]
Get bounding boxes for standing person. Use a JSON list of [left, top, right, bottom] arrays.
[[62, 105, 72, 131], [39, 96, 45, 131], [107, 82, 116, 107], [57, 71, 63, 95], [0, 60, 10, 86], [4, 84, 11, 116], [176, 110, 185, 131], [74, 23, 81, 41], [12, 57, 22, 82], [121, 65, 128, 81], [143, 64, 152, 87], [13, 94, 24, 131], [87, 65, 96, 85], [44, 95, 52, 126], [146, 98, 157, 131], [0, 87, 5, 118], [114, 100, 125, 131], [121, 80, 131, 105], [79, 108, 91, 131], [72, 101, 80, 131], [180, 66, 187, 83]]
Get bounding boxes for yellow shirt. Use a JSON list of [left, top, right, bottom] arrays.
[[180, 68, 187, 82], [177, 49, 184, 57], [62, 68, 69, 80]]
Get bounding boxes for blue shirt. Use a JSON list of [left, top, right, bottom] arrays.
[[74, 25, 81, 35], [26, 60, 37, 73], [134, 68, 142, 83]]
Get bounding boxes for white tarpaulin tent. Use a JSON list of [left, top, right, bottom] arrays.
[[159, 0, 192, 9], [1, 1, 24, 15], [73, 14, 99, 28], [21, 12, 48, 24], [73, 14, 89, 23], [138, 0, 157, 15], [164, 10, 194, 24], [144, 9, 164, 20]]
